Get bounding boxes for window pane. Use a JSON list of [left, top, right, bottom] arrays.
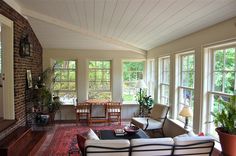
[[69, 61, 76, 69], [69, 82, 76, 90], [61, 82, 69, 90], [214, 50, 224, 71], [69, 70, 76, 81], [61, 70, 68, 81], [225, 72, 235, 94], [225, 48, 235, 71], [213, 72, 223, 92], [54, 82, 60, 90]]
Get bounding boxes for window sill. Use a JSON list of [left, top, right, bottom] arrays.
[[121, 102, 139, 105], [0, 119, 17, 132]]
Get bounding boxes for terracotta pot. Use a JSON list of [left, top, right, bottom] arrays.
[[216, 127, 236, 156]]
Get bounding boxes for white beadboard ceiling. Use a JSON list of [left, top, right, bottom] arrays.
[[10, 0, 236, 54]]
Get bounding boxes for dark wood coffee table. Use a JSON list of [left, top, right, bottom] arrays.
[[98, 129, 149, 140]]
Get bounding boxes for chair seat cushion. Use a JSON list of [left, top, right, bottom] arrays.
[[131, 117, 163, 130]]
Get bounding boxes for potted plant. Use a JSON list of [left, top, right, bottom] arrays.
[[212, 94, 236, 156], [36, 64, 63, 123]]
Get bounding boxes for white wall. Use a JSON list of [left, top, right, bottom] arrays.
[[147, 16, 236, 133], [43, 49, 145, 120]]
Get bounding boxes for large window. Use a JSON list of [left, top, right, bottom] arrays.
[[177, 52, 195, 125], [206, 46, 236, 137], [158, 56, 170, 105], [88, 60, 111, 100], [53, 60, 77, 105], [122, 60, 145, 103]]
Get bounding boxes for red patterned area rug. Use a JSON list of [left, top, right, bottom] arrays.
[[42, 123, 126, 156]]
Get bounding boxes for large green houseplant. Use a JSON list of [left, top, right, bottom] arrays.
[[36, 65, 62, 122], [212, 94, 236, 156]]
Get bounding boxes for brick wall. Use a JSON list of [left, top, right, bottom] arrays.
[[0, 0, 43, 139]]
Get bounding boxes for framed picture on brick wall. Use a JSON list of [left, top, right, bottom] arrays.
[[26, 70, 33, 88]]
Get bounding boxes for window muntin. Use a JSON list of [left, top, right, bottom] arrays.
[[159, 57, 170, 105], [206, 46, 236, 137], [122, 61, 145, 102], [88, 60, 111, 100], [53, 60, 77, 105], [177, 53, 195, 125]]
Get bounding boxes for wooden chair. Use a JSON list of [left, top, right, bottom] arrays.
[[107, 102, 121, 125], [75, 103, 91, 125]]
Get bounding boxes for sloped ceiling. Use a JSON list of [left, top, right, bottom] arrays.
[[8, 0, 236, 54]]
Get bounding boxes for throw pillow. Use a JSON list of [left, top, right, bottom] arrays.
[[77, 134, 86, 154], [173, 133, 189, 139], [87, 128, 100, 140]]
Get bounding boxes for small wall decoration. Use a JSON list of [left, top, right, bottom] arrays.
[[20, 32, 32, 57], [26, 70, 33, 88]]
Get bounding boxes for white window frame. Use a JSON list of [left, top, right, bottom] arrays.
[[53, 60, 77, 105], [204, 44, 236, 138], [147, 59, 155, 98], [88, 60, 112, 100], [158, 56, 170, 105], [122, 60, 146, 103], [176, 51, 195, 125]]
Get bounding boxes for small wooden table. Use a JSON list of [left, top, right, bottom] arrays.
[[86, 99, 109, 124]]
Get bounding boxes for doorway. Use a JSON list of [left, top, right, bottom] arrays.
[[0, 14, 14, 120]]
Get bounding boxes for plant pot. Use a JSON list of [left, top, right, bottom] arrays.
[[216, 127, 236, 156]]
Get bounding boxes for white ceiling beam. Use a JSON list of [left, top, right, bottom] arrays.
[[21, 8, 147, 55]]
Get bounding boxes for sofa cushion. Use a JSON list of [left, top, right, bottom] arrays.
[[173, 136, 215, 156], [85, 139, 130, 156], [150, 104, 169, 122], [131, 138, 174, 156], [87, 129, 99, 140], [131, 117, 162, 130]]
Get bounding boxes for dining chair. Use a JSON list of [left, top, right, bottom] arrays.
[[107, 102, 121, 125], [75, 102, 91, 125]]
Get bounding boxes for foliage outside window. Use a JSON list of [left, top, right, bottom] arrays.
[[207, 46, 236, 138], [177, 52, 195, 126], [122, 61, 145, 102], [159, 56, 170, 105], [88, 60, 111, 100], [53, 60, 77, 105]]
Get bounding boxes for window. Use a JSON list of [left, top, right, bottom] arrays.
[[88, 60, 111, 100], [53, 60, 77, 105], [122, 60, 145, 103], [205, 46, 236, 138], [158, 56, 170, 105], [177, 52, 195, 125], [147, 59, 155, 98]]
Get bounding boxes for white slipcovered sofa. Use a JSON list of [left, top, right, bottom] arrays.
[[84, 136, 214, 156]]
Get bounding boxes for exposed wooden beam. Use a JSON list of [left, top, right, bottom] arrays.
[[22, 8, 147, 55]]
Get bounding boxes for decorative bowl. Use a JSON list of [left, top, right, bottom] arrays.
[[124, 126, 139, 134]]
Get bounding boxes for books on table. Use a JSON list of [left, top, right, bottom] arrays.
[[114, 129, 125, 136]]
